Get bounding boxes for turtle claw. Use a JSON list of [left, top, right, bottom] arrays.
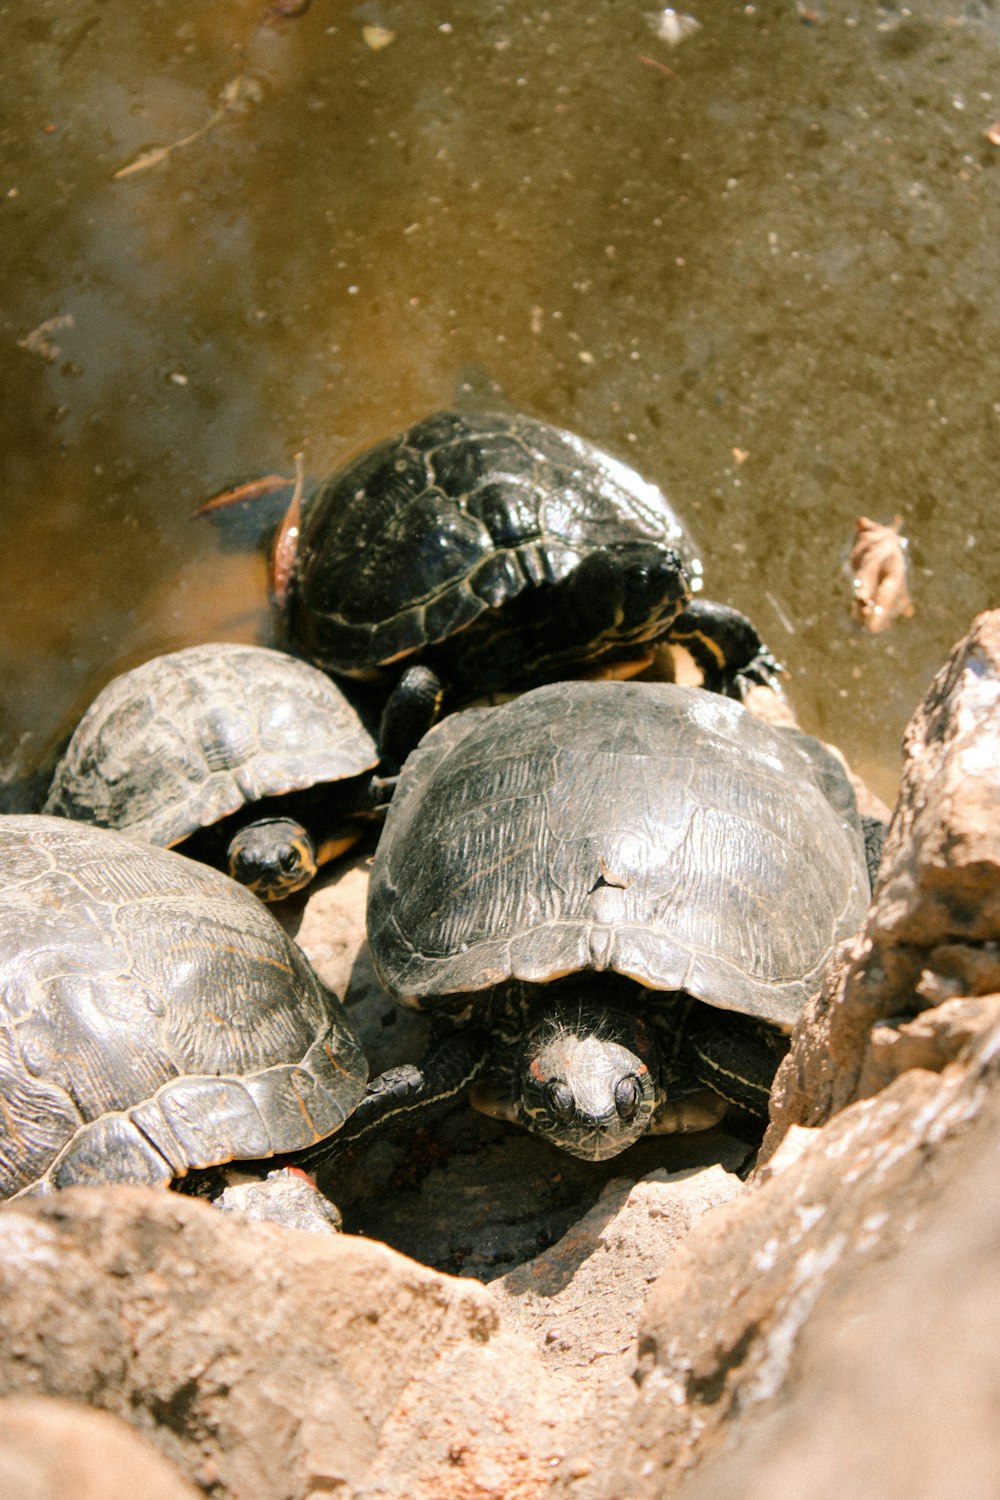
[[726, 646, 786, 702]]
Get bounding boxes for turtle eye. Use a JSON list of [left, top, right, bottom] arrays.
[[625, 565, 652, 595], [279, 847, 301, 873], [614, 1074, 643, 1122], [544, 1079, 576, 1122]]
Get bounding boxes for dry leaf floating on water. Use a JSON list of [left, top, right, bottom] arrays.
[[847, 514, 914, 635]]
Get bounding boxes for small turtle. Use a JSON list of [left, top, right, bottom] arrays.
[[341, 680, 871, 1163], [43, 643, 381, 901], [0, 816, 367, 1198], [270, 411, 780, 764]]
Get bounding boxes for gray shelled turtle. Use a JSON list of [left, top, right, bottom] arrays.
[[348, 680, 871, 1163], [273, 411, 780, 764], [0, 816, 367, 1198], [43, 642, 381, 901]]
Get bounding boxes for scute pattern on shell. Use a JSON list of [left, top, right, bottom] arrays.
[[367, 681, 870, 1028], [0, 817, 367, 1198], [42, 643, 378, 847], [287, 410, 701, 676]]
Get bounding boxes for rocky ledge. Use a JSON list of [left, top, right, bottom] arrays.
[[1, 611, 999, 1500]]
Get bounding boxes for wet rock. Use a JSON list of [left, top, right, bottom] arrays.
[[766, 608, 1000, 1147], [0, 1186, 556, 1500], [0, 1395, 200, 1500]]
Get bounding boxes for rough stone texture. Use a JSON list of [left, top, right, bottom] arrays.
[[657, 1099, 1000, 1500], [214, 1164, 343, 1232], [765, 609, 1000, 1148], [325, 1159, 745, 1500], [0, 1395, 201, 1500], [498, 1165, 744, 1379], [0, 1186, 553, 1500], [0, 1163, 746, 1500], [496, 1165, 745, 1489], [565, 1015, 1000, 1500]]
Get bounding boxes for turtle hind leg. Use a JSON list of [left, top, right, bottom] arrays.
[[665, 598, 784, 700], [685, 1009, 790, 1122], [288, 1023, 489, 1175]]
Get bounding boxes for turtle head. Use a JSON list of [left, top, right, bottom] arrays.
[[568, 543, 690, 645], [227, 817, 317, 901], [514, 1002, 661, 1161]]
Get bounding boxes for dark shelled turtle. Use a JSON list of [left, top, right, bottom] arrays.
[[43, 643, 381, 901], [334, 680, 870, 1164], [274, 411, 780, 764], [0, 816, 367, 1198]]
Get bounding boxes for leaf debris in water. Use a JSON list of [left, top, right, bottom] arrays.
[[846, 515, 914, 635], [194, 474, 294, 518], [362, 24, 396, 50], [113, 75, 264, 180], [17, 313, 75, 363]]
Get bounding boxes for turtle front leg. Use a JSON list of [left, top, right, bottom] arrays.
[[685, 1009, 790, 1121], [665, 599, 783, 701], [289, 1022, 489, 1174], [377, 663, 448, 770]]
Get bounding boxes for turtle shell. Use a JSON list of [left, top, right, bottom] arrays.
[[285, 410, 703, 678], [0, 816, 367, 1198], [43, 643, 378, 849], [367, 680, 870, 1029]]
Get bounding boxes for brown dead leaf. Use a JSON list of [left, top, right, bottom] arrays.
[[846, 514, 914, 634], [17, 314, 75, 362]]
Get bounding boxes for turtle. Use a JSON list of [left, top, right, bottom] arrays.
[[0, 815, 368, 1198], [269, 410, 781, 766], [42, 643, 383, 902], [341, 679, 873, 1163]]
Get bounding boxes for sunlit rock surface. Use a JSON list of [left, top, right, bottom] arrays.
[[766, 608, 1000, 1146], [0, 1395, 201, 1500]]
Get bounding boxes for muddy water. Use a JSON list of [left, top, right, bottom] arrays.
[[1, 0, 998, 807]]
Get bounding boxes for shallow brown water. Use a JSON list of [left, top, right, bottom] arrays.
[[2, 0, 998, 806]]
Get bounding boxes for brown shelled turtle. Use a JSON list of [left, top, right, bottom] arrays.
[[0, 816, 367, 1198], [43, 642, 382, 901]]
